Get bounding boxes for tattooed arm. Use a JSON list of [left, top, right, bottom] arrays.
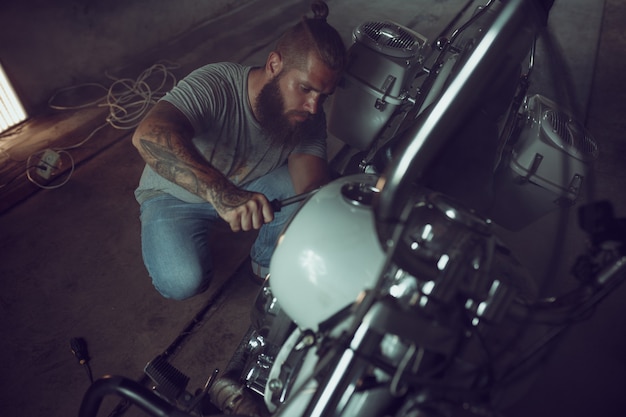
[[131, 101, 274, 232]]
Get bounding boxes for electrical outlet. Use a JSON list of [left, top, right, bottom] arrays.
[[36, 149, 61, 180]]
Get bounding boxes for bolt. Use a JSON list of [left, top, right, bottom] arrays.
[[268, 379, 283, 393]]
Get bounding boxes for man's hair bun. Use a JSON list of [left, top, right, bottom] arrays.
[[311, 1, 329, 21]]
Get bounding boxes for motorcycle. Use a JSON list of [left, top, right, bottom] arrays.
[[80, 1, 625, 416]]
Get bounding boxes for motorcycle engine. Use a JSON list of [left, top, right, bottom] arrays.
[[328, 21, 427, 151]]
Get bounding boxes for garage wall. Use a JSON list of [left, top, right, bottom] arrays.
[[0, 0, 254, 115], [0, 0, 603, 122]]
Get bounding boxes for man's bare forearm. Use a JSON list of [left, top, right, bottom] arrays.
[[132, 102, 274, 232], [132, 103, 250, 210], [137, 135, 254, 211]]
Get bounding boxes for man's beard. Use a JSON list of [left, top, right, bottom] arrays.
[[255, 75, 321, 147]]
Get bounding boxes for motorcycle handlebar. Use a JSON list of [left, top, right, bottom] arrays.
[[78, 375, 191, 417]]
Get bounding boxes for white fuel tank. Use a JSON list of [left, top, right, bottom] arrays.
[[269, 174, 386, 330]]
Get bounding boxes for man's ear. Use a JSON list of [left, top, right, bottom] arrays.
[[266, 51, 284, 77]]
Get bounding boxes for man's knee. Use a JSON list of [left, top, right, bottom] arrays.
[[151, 266, 212, 301]]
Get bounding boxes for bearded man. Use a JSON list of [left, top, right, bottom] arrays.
[[132, 1, 347, 300]]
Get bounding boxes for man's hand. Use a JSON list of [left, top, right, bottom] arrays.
[[212, 187, 274, 232]]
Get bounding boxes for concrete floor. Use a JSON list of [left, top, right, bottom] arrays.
[[1, 1, 625, 416]]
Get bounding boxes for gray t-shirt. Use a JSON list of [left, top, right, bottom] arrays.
[[135, 62, 327, 204]]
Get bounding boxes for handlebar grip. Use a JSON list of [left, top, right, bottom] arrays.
[[79, 375, 190, 417]]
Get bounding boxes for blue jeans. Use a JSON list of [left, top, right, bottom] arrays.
[[139, 165, 297, 300]]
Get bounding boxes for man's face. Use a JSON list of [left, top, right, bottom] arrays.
[[256, 53, 340, 146]]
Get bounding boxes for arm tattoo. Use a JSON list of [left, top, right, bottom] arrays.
[[139, 138, 251, 209], [140, 139, 203, 194]]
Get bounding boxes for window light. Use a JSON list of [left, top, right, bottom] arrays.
[[0, 62, 27, 133]]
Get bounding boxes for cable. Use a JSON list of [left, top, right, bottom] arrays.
[[48, 82, 109, 111], [22, 61, 179, 189], [102, 62, 179, 130], [71, 337, 94, 384]]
